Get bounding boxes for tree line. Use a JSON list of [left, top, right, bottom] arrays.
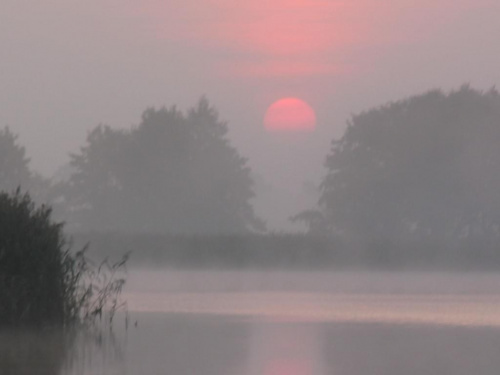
[[296, 85, 500, 257], [3, 86, 500, 258], [2, 98, 264, 234]]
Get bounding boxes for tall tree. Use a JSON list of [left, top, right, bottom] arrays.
[[0, 126, 48, 200], [0, 127, 32, 193], [60, 99, 264, 234], [301, 86, 500, 247]]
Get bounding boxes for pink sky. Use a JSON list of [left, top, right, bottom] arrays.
[[134, 0, 488, 78], [1, 0, 500, 229]]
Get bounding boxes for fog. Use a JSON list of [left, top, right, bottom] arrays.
[[3, 0, 500, 374], [2, 0, 500, 230], [4, 269, 500, 374], [125, 269, 500, 295]]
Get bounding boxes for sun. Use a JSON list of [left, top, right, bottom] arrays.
[[264, 98, 316, 132]]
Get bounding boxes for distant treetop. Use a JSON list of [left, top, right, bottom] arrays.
[[298, 85, 500, 249], [58, 98, 265, 234], [0, 126, 49, 201], [0, 127, 31, 192]]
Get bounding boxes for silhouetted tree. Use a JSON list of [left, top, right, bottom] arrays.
[[0, 189, 71, 327], [0, 126, 50, 201], [301, 86, 500, 249], [0, 189, 128, 328], [0, 127, 32, 192], [60, 98, 264, 234]]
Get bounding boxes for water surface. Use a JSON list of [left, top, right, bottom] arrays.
[[3, 270, 500, 375]]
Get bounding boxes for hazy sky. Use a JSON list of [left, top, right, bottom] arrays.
[[2, 0, 500, 229]]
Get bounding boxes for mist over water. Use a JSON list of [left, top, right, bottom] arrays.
[[4, 268, 500, 375], [5, 87, 500, 372], [126, 268, 500, 295], [98, 269, 500, 375], [2, 2, 500, 374]]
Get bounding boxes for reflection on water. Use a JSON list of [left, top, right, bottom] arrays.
[[247, 323, 324, 375], [0, 327, 126, 375], [5, 314, 500, 375], [3, 314, 500, 375], [3, 271, 500, 374], [0, 330, 67, 375]]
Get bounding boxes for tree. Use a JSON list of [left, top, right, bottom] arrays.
[[0, 127, 32, 192], [59, 98, 264, 234], [0, 126, 49, 201], [302, 86, 500, 249]]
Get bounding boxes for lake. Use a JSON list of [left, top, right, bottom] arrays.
[[3, 270, 500, 374]]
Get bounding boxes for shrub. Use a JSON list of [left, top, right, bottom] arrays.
[[0, 189, 127, 328]]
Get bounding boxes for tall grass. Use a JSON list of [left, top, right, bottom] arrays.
[[0, 189, 127, 329]]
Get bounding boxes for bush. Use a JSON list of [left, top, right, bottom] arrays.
[[0, 189, 127, 328]]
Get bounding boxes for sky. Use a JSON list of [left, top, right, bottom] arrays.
[[1, 0, 500, 230]]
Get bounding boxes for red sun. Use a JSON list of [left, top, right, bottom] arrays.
[[264, 98, 316, 132]]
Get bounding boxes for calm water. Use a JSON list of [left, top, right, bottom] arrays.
[[3, 270, 500, 375]]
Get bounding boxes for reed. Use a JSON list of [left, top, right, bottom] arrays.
[[0, 189, 127, 328]]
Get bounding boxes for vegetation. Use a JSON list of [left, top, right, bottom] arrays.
[[0, 127, 50, 203], [5, 87, 500, 271], [298, 86, 500, 256], [73, 232, 337, 269], [74, 231, 500, 270], [0, 127, 31, 193], [55, 98, 264, 234], [0, 190, 127, 328]]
